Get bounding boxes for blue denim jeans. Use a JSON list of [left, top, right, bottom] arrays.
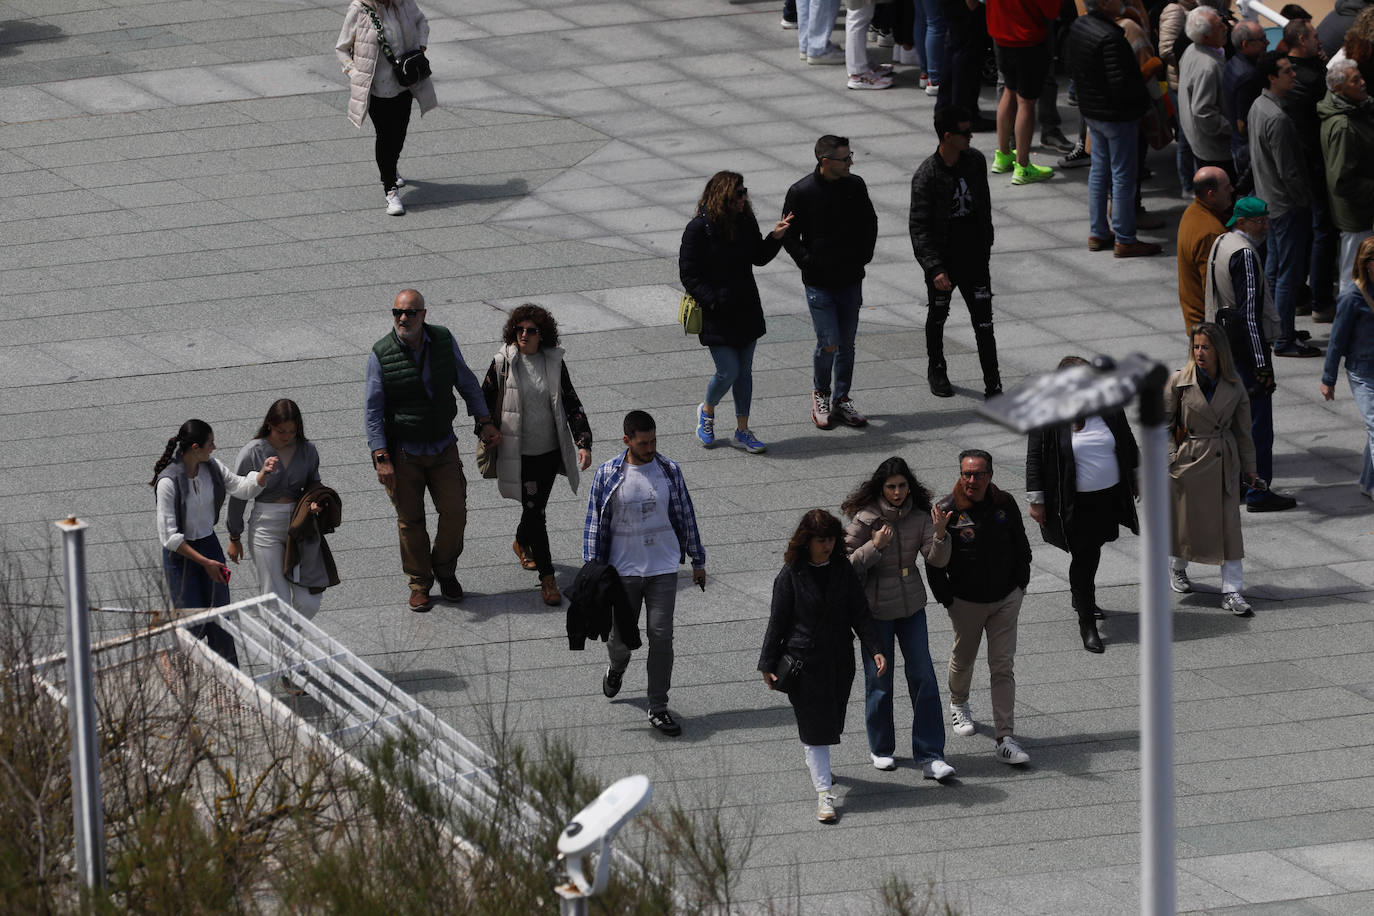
[[1310, 186, 1338, 308], [1265, 207, 1311, 350], [861, 611, 947, 763], [1085, 117, 1140, 244], [911, 0, 944, 83], [805, 282, 862, 400], [1347, 369, 1374, 497], [705, 340, 756, 418], [162, 535, 239, 666], [797, 0, 840, 57]]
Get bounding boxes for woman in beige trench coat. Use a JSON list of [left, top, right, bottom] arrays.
[[1164, 322, 1260, 617], [335, 0, 437, 216]]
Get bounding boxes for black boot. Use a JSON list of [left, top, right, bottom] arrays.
[[928, 362, 954, 398], [1076, 605, 1104, 653]]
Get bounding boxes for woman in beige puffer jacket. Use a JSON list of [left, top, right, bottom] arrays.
[[335, 0, 438, 215], [841, 456, 955, 780]]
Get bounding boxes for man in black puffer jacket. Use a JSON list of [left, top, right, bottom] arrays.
[[908, 105, 1000, 400], [1065, 0, 1159, 258]]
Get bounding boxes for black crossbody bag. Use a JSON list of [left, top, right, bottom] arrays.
[[364, 5, 432, 87]]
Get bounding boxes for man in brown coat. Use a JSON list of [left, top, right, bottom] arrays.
[[1176, 166, 1233, 333]]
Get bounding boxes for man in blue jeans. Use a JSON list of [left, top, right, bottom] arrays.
[[584, 410, 707, 736], [782, 134, 879, 429]]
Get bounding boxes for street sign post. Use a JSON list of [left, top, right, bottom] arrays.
[[981, 354, 1175, 916]]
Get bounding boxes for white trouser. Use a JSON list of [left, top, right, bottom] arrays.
[[248, 501, 322, 619], [1171, 556, 1243, 595], [803, 743, 832, 792], [844, 3, 874, 75]]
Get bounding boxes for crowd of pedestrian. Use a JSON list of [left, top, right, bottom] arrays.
[[143, 0, 1374, 828]]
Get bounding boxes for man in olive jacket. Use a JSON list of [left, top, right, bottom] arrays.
[[365, 288, 500, 611], [1318, 60, 1374, 294], [908, 105, 999, 400]]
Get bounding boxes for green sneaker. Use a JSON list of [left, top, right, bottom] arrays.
[[991, 148, 1016, 174], [1012, 162, 1053, 185]]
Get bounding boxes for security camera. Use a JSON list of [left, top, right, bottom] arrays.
[[557, 774, 652, 897]]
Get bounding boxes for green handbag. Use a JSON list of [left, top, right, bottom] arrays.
[[678, 293, 702, 335]]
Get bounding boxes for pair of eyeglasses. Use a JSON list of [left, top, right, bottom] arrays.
[[516, 326, 541, 337], [392, 308, 423, 319], [960, 470, 990, 480]]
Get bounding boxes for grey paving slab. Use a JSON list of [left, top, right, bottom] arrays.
[[3, 0, 1373, 912]]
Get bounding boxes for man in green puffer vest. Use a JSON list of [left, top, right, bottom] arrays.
[[365, 288, 501, 612]]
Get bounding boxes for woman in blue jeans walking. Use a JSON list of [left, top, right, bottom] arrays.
[[842, 456, 956, 780], [679, 171, 792, 453], [1320, 236, 1374, 501]]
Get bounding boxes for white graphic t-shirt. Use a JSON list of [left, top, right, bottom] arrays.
[[608, 460, 680, 577]]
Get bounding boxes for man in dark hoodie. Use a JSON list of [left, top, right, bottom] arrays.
[[909, 105, 1000, 400], [782, 134, 879, 430], [1318, 0, 1373, 58], [926, 449, 1033, 767]]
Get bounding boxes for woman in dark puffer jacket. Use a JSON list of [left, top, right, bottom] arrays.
[[679, 171, 793, 454]]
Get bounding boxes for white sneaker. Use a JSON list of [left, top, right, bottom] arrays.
[[996, 737, 1030, 765], [871, 753, 896, 771], [950, 701, 975, 737], [1170, 569, 1192, 594], [807, 46, 845, 65], [385, 189, 405, 216], [924, 81, 940, 97], [922, 759, 956, 781], [782, 17, 798, 29], [1221, 591, 1254, 617], [847, 72, 892, 90], [394, 173, 405, 188], [816, 791, 837, 823]]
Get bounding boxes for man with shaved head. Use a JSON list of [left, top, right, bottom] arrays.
[[365, 288, 501, 611], [1176, 165, 1234, 333]]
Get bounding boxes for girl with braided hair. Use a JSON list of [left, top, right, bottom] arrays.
[[150, 419, 278, 665]]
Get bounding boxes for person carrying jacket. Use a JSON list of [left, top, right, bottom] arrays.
[[909, 105, 1001, 400], [925, 449, 1033, 766], [782, 134, 879, 431]]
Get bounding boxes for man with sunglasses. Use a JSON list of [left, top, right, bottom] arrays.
[[366, 288, 501, 611], [908, 105, 1001, 400], [782, 134, 879, 431], [925, 449, 1033, 766]]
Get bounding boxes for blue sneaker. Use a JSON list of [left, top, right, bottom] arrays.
[[730, 428, 767, 453], [695, 403, 714, 447]]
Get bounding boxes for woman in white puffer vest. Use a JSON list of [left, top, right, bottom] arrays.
[[335, 0, 437, 215]]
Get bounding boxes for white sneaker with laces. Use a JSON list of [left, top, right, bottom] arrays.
[[871, 753, 896, 771], [1221, 592, 1254, 617], [950, 701, 975, 736], [811, 391, 833, 429], [807, 46, 845, 65], [1170, 569, 1192, 594], [996, 736, 1030, 765], [816, 791, 837, 823], [847, 72, 892, 90], [385, 189, 405, 216], [922, 759, 956, 781]]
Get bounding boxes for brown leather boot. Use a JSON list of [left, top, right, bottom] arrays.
[[540, 574, 561, 606]]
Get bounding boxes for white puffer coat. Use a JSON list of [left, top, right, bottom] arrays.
[[335, 0, 437, 128]]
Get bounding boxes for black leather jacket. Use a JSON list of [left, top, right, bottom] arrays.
[[908, 147, 993, 282]]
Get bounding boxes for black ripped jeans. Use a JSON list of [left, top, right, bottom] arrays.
[[366, 90, 412, 193], [516, 450, 562, 577], [924, 256, 1000, 392]]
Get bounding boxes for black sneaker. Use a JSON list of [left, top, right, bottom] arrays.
[[1247, 491, 1297, 512], [928, 371, 954, 398], [602, 666, 623, 698], [984, 384, 1003, 401], [437, 576, 463, 602], [649, 710, 682, 736], [1058, 141, 1090, 169]]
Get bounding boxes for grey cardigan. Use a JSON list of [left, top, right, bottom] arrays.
[[227, 438, 322, 538], [1179, 44, 1231, 162]]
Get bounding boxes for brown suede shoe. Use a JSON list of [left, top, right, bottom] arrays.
[[409, 590, 432, 612], [540, 574, 561, 606], [513, 539, 537, 570], [1114, 240, 1162, 258], [1088, 235, 1115, 251]]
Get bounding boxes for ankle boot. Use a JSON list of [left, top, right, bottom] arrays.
[[928, 363, 954, 397], [1077, 607, 1104, 653], [540, 574, 561, 606]]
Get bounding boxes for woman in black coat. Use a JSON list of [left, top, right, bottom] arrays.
[[680, 170, 792, 454], [759, 509, 886, 824], [1025, 356, 1140, 653]]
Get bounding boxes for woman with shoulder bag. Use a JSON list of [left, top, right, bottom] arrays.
[[335, 0, 436, 216], [1166, 322, 1261, 617], [680, 171, 792, 454], [482, 304, 593, 606], [759, 509, 886, 824], [1026, 356, 1140, 653], [842, 457, 954, 779]]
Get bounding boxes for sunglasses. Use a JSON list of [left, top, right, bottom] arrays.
[[822, 154, 854, 163], [960, 470, 990, 480], [392, 308, 423, 319], [515, 326, 540, 337]]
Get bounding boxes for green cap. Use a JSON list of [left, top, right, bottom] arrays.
[[1227, 196, 1269, 227]]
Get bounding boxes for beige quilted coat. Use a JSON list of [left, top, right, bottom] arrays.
[[335, 0, 437, 128]]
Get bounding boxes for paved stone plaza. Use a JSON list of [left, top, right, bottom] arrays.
[[2, 0, 1373, 912]]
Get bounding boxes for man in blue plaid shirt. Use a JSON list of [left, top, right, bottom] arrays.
[[584, 410, 706, 736]]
